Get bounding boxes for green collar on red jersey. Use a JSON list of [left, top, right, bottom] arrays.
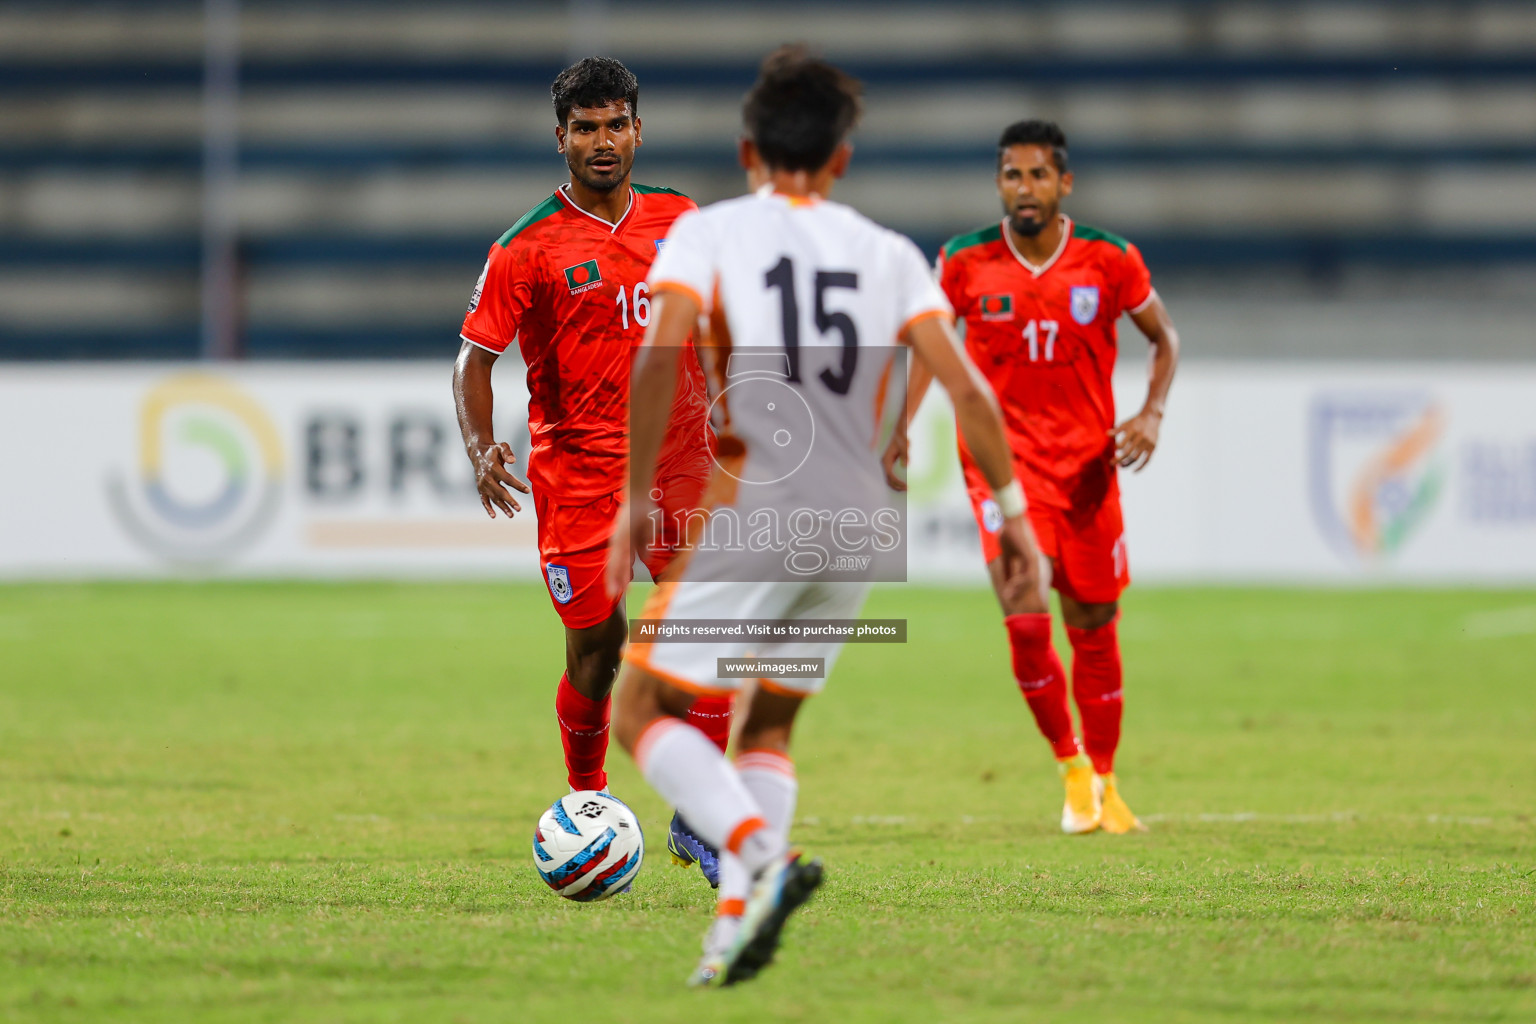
[[1070, 222, 1130, 252], [632, 183, 689, 198], [496, 194, 563, 247], [941, 222, 1002, 261]]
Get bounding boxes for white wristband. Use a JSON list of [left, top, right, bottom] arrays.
[[993, 480, 1026, 519]]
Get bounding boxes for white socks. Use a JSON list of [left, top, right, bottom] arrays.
[[637, 719, 782, 875], [717, 747, 799, 912], [737, 748, 799, 840]]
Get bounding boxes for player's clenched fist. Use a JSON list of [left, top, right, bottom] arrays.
[[1110, 405, 1163, 472], [469, 441, 531, 518]]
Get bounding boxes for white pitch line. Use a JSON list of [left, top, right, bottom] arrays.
[[1143, 812, 1502, 826], [794, 812, 1516, 828]]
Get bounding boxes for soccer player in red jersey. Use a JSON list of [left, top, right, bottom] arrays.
[[452, 58, 730, 881], [898, 119, 1180, 834]]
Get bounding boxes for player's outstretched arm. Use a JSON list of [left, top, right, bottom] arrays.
[[453, 341, 531, 518], [902, 316, 1045, 611], [604, 290, 694, 598], [1113, 294, 1180, 471]]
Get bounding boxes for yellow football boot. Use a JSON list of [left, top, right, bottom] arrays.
[[1096, 773, 1148, 834], [1058, 753, 1101, 834]]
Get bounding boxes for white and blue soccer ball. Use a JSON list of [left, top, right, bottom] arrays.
[[532, 791, 644, 901]]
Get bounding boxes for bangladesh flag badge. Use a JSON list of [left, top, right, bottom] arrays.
[[563, 259, 603, 295], [979, 294, 1014, 322]]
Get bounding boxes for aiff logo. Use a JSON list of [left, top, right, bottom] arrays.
[[106, 374, 284, 563], [1308, 393, 1446, 560]]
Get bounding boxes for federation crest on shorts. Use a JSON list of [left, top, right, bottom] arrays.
[[545, 564, 574, 604], [980, 498, 1004, 534], [1070, 286, 1099, 325]]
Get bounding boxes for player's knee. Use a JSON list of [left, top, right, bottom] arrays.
[[612, 668, 694, 755], [565, 655, 619, 701], [736, 688, 802, 753], [563, 618, 626, 697], [736, 720, 792, 755], [1065, 601, 1119, 633], [611, 669, 657, 754]]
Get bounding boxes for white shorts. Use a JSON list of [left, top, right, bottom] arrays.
[[624, 577, 873, 697]]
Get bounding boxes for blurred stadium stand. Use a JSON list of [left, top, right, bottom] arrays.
[[2, 0, 1534, 360]]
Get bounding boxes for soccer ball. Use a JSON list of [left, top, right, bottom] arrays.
[[532, 791, 644, 901]]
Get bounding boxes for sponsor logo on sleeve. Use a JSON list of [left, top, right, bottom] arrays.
[[467, 258, 490, 312], [978, 294, 1014, 322], [1069, 286, 1099, 325], [562, 260, 604, 295]]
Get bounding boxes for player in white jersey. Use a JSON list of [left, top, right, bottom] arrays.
[[603, 47, 1047, 987]]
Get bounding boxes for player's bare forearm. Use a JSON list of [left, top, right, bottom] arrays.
[[903, 315, 1014, 490], [606, 292, 691, 598], [905, 359, 934, 424], [626, 291, 694, 505], [453, 340, 530, 517], [880, 358, 935, 491], [453, 342, 499, 451], [1113, 296, 1181, 470], [902, 317, 1040, 608], [1131, 294, 1180, 417]]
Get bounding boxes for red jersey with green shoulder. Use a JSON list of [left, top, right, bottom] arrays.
[[460, 183, 710, 500], [937, 216, 1154, 511]]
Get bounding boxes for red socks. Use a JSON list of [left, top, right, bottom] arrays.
[[1004, 613, 1080, 760], [686, 694, 734, 754], [1067, 616, 1123, 776], [557, 678, 733, 789], [555, 673, 610, 791]]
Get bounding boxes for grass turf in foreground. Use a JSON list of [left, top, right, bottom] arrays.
[[0, 583, 1532, 1022]]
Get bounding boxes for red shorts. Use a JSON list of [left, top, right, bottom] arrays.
[[535, 464, 711, 630], [963, 460, 1129, 605]]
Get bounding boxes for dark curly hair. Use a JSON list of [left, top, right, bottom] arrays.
[[742, 45, 863, 172], [551, 56, 639, 126], [998, 119, 1069, 173]]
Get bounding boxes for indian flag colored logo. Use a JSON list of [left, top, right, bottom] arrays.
[[979, 294, 1013, 321], [563, 259, 603, 294]]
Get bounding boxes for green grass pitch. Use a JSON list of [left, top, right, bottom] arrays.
[[2, 582, 1533, 1022]]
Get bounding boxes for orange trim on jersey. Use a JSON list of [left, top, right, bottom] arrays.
[[897, 307, 950, 339], [771, 190, 822, 207], [633, 716, 682, 772], [716, 897, 747, 918], [622, 648, 738, 698], [757, 676, 816, 698], [650, 279, 706, 312], [725, 815, 769, 855], [623, 580, 678, 666], [643, 577, 683, 618]]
